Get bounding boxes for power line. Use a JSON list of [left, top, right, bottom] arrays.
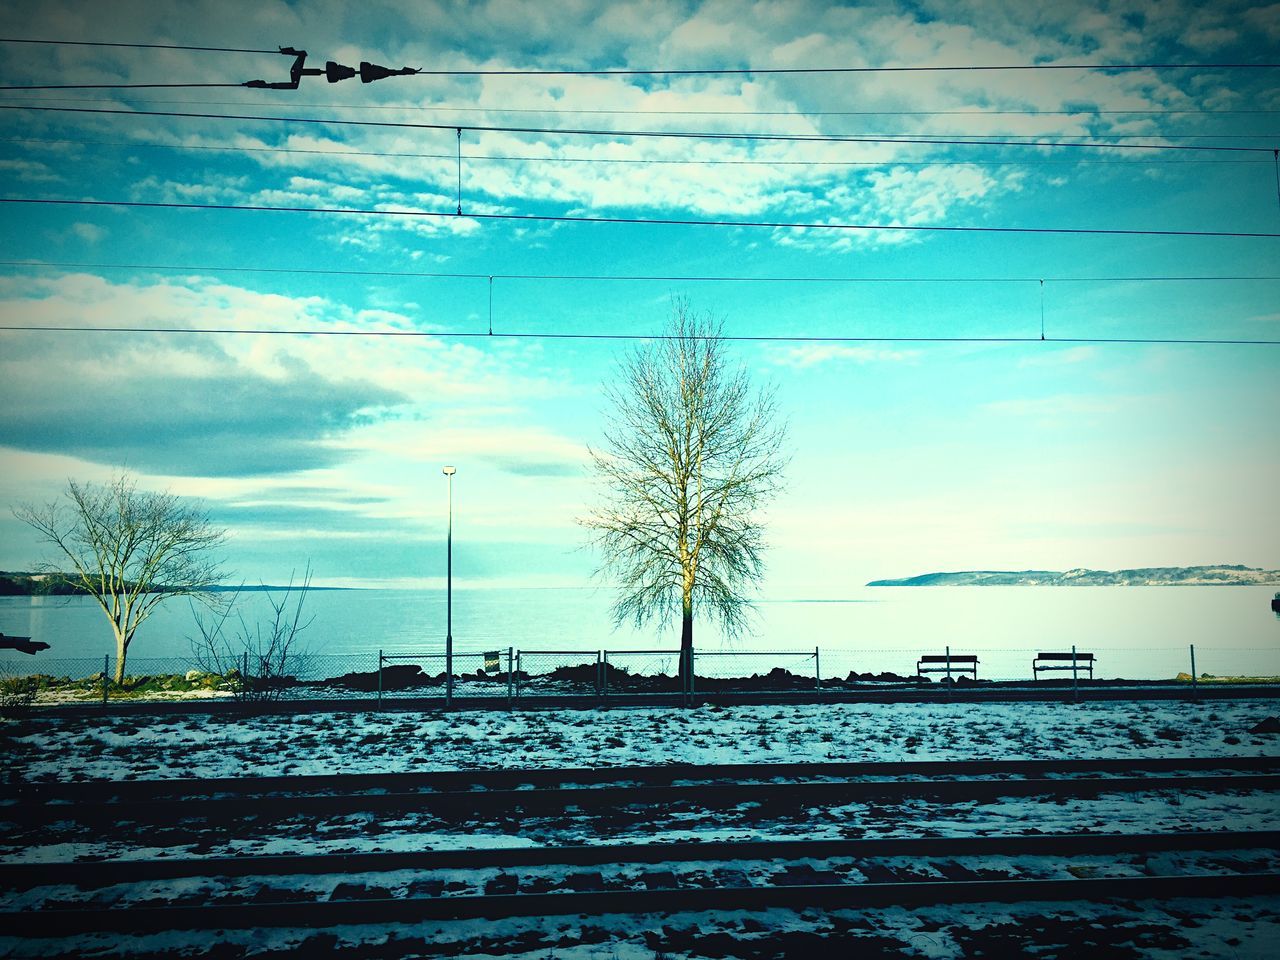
[[0, 37, 279, 54], [5, 135, 1270, 167], [0, 82, 257, 91], [0, 323, 1273, 346], [6, 93, 1279, 120], [5, 259, 1277, 284], [0, 83, 254, 90], [2, 103, 1274, 154], [1, 39, 1276, 73], [5, 195, 1278, 239], [409, 62, 1279, 77]]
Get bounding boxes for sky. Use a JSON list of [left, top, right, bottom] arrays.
[[0, 0, 1277, 594]]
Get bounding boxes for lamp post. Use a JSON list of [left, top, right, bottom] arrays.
[[442, 465, 456, 707]]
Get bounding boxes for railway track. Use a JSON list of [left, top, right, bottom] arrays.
[[2, 831, 1278, 934], [3, 757, 1278, 943], [6, 756, 1278, 826]]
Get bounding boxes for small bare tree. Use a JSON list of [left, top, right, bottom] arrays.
[[14, 474, 226, 683], [189, 567, 314, 702], [582, 301, 788, 687]]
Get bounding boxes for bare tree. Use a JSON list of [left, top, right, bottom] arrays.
[[14, 474, 226, 683], [189, 567, 315, 702], [582, 301, 788, 687]]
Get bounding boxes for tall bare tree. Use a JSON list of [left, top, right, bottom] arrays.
[[582, 301, 788, 686], [15, 474, 226, 683]]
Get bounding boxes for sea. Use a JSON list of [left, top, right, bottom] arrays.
[[2, 585, 1278, 683]]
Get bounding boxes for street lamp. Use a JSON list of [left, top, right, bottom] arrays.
[[442, 465, 456, 707]]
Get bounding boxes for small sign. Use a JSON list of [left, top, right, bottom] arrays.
[[484, 650, 501, 672]]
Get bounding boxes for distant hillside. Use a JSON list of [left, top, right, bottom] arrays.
[[0, 573, 348, 596], [867, 565, 1280, 587]]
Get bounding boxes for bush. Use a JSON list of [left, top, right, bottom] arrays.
[[0, 676, 38, 715]]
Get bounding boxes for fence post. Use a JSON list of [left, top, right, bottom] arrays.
[[102, 653, 109, 705], [602, 652, 609, 705], [1071, 643, 1079, 702], [815, 646, 821, 691], [515, 651, 522, 703], [377, 649, 383, 709], [506, 646, 514, 708], [594, 651, 602, 703], [688, 648, 696, 704], [1190, 644, 1198, 702]]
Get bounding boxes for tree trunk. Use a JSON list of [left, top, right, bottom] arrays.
[[680, 599, 693, 703], [113, 626, 127, 685]]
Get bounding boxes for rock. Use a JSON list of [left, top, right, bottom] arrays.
[[1248, 716, 1280, 734]]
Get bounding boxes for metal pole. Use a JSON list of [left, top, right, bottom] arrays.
[[103, 653, 109, 705], [1071, 643, 1079, 702], [1190, 644, 1198, 701], [688, 648, 695, 702], [506, 646, 513, 708], [444, 467, 455, 708], [377, 649, 383, 708], [945, 644, 952, 683], [515, 651, 522, 703], [815, 646, 821, 691]]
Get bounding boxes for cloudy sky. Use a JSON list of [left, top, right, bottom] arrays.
[[0, 0, 1276, 592]]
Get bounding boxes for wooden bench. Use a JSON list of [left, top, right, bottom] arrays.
[[1033, 651, 1095, 680], [916, 654, 978, 681]]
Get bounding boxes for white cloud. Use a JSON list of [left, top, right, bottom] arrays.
[[768, 344, 919, 367], [68, 222, 107, 244]]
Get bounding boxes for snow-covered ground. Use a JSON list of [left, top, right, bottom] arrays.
[[3, 699, 1279, 959], [4, 698, 1279, 782]]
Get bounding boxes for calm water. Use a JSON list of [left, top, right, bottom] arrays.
[[2, 586, 1278, 681]]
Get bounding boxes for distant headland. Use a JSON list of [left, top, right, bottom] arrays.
[[0, 572, 349, 596], [867, 564, 1280, 587]]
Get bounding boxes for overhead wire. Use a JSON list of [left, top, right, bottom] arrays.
[[0, 323, 1273, 346], [0, 82, 261, 90], [5, 94, 1280, 117], [4, 134, 1270, 166], [1, 103, 1273, 154], [0, 37, 280, 54], [407, 62, 1280, 76], [4, 195, 1277, 239], [4, 259, 1277, 284]]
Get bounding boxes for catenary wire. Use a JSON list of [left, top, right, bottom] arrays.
[[3, 94, 1276, 117], [4, 196, 1278, 239], [4, 96, 1277, 137], [2, 43, 1275, 72], [4, 135, 1271, 166], [1, 103, 1273, 154], [0, 37, 280, 54], [0, 323, 1273, 346], [0, 82, 262, 90], [4, 259, 1277, 284], [409, 62, 1278, 76]]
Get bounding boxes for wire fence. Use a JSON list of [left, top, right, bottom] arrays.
[[2, 643, 1278, 708]]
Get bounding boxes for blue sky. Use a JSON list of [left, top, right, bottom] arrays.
[[0, 0, 1277, 592]]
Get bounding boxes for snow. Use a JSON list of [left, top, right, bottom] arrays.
[[2, 698, 1278, 958], [4, 698, 1277, 782]]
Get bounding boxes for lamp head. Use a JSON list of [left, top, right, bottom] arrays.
[[442, 465, 456, 476]]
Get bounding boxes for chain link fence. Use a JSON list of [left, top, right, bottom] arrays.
[[692, 649, 819, 693], [3, 643, 1278, 708], [601, 649, 685, 696], [514, 650, 601, 698]]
